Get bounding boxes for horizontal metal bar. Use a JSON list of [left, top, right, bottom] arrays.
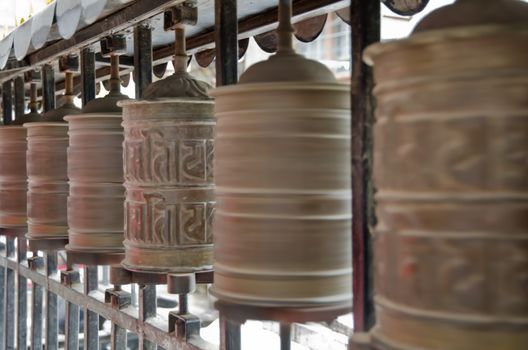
[[0, 256, 214, 350]]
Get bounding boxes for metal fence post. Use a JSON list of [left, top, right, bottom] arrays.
[[29, 254, 44, 350], [84, 266, 100, 350], [45, 253, 59, 350], [17, 235, 28, 350], [3, 237, 15, 350]]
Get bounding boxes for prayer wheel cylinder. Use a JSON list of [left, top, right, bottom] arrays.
[[120, 17, 215, 273], [25, 73, 80, 250], [0, 83, 42, 229], [65, 113, 125, 264], [363, 0, 528, 349], [65, 37, 128, 265], [210, 1, 352, 312], [25, 123, 69, 247], [0, 126, 29, 228], [120, 99, 215, 273]]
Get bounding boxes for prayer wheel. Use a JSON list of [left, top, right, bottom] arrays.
[[210, 0, 351, 315], [120, 6, 215, 273], [26, 59, 80, 250], [65, 36, 128, 265], [0, 79, 41, 229], [362, 0, 528, 349]]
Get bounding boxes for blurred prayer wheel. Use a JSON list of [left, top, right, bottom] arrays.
[[0, 77, 42, 229], [65, 36, 128, 265], [210, 0, 351, 316], [26, 57, 80, 251], [120, 4, 215, 273], [362, 0, 528, 349]]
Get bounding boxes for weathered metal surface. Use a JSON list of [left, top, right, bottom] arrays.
[[29, 255, 44, 350], [17, 236, 28, 350], [214, 0, 238, 86], [381, 0, 429, 16], [81, 48, 97, 106], [211, 0, 351, 316], [363, 1, 528, 349], [1, 80, 13, 124], [45, 252, 59, 350], [134, 24, 153, 99], [42, 64, 56, 112], [350, 0, 379, 334], [84, 266, 100, 350]]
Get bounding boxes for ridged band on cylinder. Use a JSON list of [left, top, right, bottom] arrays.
[[365, 25, 528, 350], [65, 114, 125, 259], [0, 126, 28, 228], [210, 84, 352, 308], [25, 123, 69, 244], [120, 99, 215, 273]]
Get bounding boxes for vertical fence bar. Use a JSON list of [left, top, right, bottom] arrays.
[[14, 76, 25, 119], [350, 0, 380, 333], [30, 254, 44, 350], [81, 48, 96, 106], [220, 316, 241, 350], [62, 268, 80, 350], [2, 80, 13, 124], [214, 0, 238, 86], [42, 64, 56, 112], [139, 284, 156, 350], [45, 252, 58, 350], [17, 235, 28, 350], [133, 24, 152, 99], [0, 240, 4, 348], [215, 1, 241, 347], [4, 237, 15, 350], [106, 286, 130, 350], [84, 266, 100, 350], [279, 324, 291, 350]]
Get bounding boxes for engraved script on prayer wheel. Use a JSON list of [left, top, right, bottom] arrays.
[[362, 0, 528, 349], [65, 35, 128, 265], [120, 9, 215, 273], [210, 0, 352, 314]]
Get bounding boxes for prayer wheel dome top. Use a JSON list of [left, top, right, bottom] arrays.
[[239, 50, 337, 84], [12, 111, 42, 125], [81, 91, 129, 114], [413, 0, 528, 33], [43, 103, 80, 122], [142, 71, 211, 100]]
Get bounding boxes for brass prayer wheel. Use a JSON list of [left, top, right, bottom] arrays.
[[26, 58, 80, 251], [120, 5, 215, 273], [363, 0, 528, 349], [0, 78, 42, 229], [65, 36, 128, 265], [210, 0, 351, 315]]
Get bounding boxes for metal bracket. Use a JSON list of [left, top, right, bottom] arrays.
[[169, 312, 201, 340], [105, 288, 132, 310], [23, 69, 41, 83], [100, 35, 127, 57], [61, 270, 81, 287], [27, 256, 44, 271], [59, 55, 79, 73], [164, 1, 198, 30]]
